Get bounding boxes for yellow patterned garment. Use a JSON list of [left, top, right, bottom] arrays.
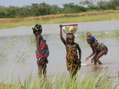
[[66, 44, 80, 75]]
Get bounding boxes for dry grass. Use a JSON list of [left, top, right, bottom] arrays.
[[0, 10, 119, 29]]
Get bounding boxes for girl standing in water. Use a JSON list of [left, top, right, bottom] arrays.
[[60, 25, 81, 77], [32, 24, 49, 77]]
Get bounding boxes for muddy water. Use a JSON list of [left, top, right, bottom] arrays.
[[0, 21, 119, 83]]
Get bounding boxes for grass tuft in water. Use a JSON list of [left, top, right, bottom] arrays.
[[0, 73, 114, 89]]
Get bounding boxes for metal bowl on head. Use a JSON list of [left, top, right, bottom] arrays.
[[62, 24, 78, 33]]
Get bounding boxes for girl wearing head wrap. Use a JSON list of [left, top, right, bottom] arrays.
[[33, 24, 49, 77], [86, 32, 108, 65]]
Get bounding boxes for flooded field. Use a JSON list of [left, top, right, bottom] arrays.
[[0, 20, 119, 83]]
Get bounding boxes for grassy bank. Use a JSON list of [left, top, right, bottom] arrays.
[[0, 10, 119, 29], [0, 73, 114, 89], [78, 31, 119, 40]]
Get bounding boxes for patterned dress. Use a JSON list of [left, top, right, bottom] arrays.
[[66, 43, 81, 76]]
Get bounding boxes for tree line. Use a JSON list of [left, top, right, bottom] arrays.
[[0, 0, 119, 18]]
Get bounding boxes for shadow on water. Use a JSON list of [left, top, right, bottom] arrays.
[[0, 27, 119, 83]]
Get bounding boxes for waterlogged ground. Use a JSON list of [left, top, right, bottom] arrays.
[[0, 20, 119, 83]]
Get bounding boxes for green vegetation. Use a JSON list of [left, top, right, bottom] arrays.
[[78, 31, 119, 40], [0, 0, 119, 18], [0, 10, 119, 29], [0, 73, 115, 89], [0, 0, 119, 29]]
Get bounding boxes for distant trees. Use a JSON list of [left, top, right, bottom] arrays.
[[63, 3, 87, 13], [0, 0, 119, 18], [97, 0, 119, 10]]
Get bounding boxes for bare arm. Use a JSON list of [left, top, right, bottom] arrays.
[[77, 44, 81, 60], [35, 34, 42, 50], [60, 25, 66, 45], [86, 45, 96, 60]]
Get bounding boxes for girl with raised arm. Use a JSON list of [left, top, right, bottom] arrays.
[[60, 25, 81, 77]]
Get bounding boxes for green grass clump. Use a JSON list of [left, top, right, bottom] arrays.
[[0, 73, 114, 89]]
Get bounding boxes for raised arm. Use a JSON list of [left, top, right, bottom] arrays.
[[60, 25, 66, 45]]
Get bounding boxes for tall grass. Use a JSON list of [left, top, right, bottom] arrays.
[[0, 73, 115, 89]]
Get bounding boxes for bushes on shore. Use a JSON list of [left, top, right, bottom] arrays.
[[0, 0, 119, 18]]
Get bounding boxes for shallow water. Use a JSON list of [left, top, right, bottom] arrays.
[[0, 20, 119, 83]]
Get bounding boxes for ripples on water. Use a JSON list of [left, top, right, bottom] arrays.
[[0, 29, 119, 83]]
